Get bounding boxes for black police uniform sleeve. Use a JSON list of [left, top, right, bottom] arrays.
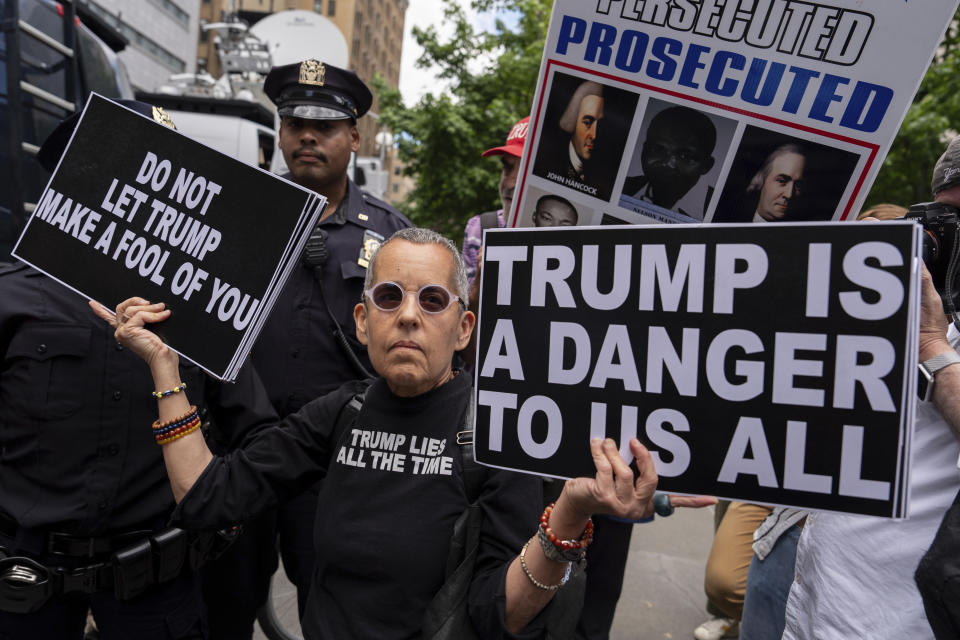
[[0, 263, 26, 354], [170, 380, 366, 530], [202, 361, 279, 450]]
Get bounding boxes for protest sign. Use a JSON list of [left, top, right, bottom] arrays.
[[12, 94, 324, 380], [473, 222, 921, 517], [509, 1, 959, 227]]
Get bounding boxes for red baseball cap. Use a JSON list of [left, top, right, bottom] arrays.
[[481, 116, 530, 158]]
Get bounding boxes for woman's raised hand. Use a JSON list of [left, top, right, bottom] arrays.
[[560, 438, 659, 522], [89, 297, 177, 370]]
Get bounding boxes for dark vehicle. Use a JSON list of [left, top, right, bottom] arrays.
[[1, 0, 134, 260]]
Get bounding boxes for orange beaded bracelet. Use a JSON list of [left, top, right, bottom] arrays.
[[155, 421, 201, 445]]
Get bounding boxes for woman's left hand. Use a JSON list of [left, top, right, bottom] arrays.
[[559, 437, 658, 522]]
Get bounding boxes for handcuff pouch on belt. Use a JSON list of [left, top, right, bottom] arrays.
[[0, 525, 240, 612], [0, 555, 54, 614], [112, 539, 154, 600]]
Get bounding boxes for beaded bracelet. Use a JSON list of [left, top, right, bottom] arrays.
[[152, 382, 187, 399], [156, 423, 199, 443], [152, 412, 201, 434], [152, 406, 199, 432], [538, 502, 594, 565], [153, 417, 201, 439], [156, 420, 201, 445], [537, 527, 587, 567], [519, 539, 571, 591]]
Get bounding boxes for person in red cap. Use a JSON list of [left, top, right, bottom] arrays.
[[461, 116, 529, 288]]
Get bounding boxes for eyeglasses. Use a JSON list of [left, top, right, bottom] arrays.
[[363, 281, 465, 314]]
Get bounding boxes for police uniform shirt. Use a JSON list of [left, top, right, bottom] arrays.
[[251, 178, 411, 417], [0, 264, 277, 540]]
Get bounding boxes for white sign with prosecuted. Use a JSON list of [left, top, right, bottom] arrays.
[[509, 1, 958, 228]]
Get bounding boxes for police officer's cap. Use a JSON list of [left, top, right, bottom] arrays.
[[37, 100, 175, 172], [264, 59, 372, 121]]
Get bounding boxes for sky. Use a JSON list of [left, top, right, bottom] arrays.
[[398, 0, 472, 105], [398, 1, 517, 105]]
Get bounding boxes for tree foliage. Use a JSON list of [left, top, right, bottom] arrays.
[[374, 0, 551, 242], [866, 11, 960, 208], [380, 4, 960, 229]]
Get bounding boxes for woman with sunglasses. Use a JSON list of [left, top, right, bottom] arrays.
[[92, 228, 674, 639]]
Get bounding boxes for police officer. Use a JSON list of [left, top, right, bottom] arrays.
[[200, 60, 412, 638], [0, 102, 278, 638]]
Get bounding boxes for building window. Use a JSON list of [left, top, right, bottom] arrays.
[[148, 0, 191, 27], [86, 1, 186, 72], [328, 0, 336, 16], [393, 183, 399, 193]]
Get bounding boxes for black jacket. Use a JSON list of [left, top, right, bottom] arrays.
[[0, 263, 277, 543]]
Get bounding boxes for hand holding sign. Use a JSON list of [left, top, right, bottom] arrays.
[[557, 438, 658, 523], [89, 297, 176, 372]]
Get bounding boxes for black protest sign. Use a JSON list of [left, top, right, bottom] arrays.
[[474, 222, 921, 517], [13, 94, 323, 379]]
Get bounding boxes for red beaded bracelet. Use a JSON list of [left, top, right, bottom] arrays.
[[153, 417, 201, 442], [539, 502, 594, 551], [157, 419, 200, 445]]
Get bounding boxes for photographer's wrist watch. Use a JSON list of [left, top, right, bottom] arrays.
[[918, 351, 960, 401]]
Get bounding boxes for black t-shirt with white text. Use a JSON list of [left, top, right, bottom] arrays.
[[174, 372, 543, 639]]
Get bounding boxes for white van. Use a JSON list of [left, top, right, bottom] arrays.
[[166, 109, 275, 170]]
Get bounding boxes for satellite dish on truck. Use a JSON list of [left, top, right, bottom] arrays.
[[250, 10, 348, 68]]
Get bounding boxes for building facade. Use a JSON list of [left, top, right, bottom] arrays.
[[197, 0, 407, 160], [81, 0, 201, 92]]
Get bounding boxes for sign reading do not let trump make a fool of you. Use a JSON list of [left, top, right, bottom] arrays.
[[473, 222, 922, 518], [13, 95, 324, 380]]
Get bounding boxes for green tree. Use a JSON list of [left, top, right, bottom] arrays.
[[867, 11, 960, 207], [374, 0, 551, 241]]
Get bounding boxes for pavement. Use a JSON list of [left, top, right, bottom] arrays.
[[254, 505, 716, 640]]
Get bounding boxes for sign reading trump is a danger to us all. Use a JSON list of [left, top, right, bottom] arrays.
[[473, 222, 921, 518]]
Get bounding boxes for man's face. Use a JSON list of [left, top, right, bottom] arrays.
[[499, 154, 520, 213], [354, 240, 474, 397], [641, 125, 714, 205], [278, 116, 359, 190], [757, 152, 805, 221], [572, 95, 604, 161], [533, 199, 577, 227]]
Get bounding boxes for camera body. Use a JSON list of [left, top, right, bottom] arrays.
[[906, 201, 960, 313]]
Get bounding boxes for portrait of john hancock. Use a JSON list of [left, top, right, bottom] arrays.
[[532, 72, 638, 202]]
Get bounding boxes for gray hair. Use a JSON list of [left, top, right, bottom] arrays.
[[747, 144, 805, 193], [364, 227, 469, 306], [559, 81, 604, 133]]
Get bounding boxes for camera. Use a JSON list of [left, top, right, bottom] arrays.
[[906, 201, 960, 316]]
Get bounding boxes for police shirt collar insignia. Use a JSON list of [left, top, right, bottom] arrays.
[[152, 106, 176, 130], [299, 59, 326, 86]]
